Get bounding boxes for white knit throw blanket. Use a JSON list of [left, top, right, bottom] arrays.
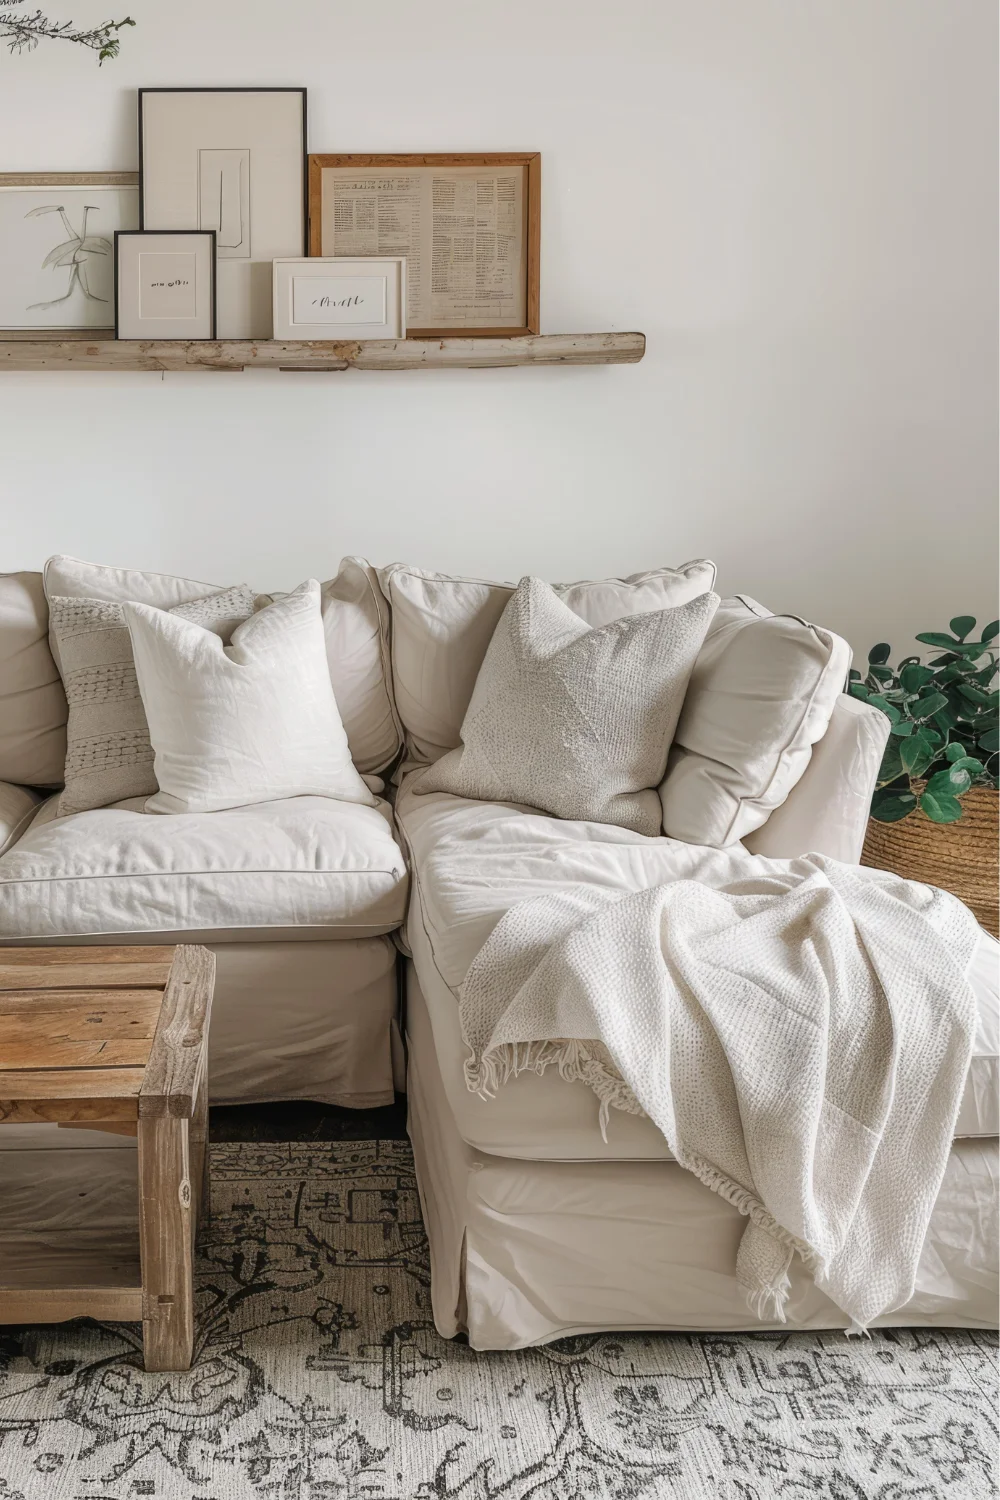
[[459, 853, 980, 1330]]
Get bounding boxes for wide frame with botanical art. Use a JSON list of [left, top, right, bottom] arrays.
[[139, 87, 307, 340], [0, 172, 139, 331], [308, 153, 540, 337]]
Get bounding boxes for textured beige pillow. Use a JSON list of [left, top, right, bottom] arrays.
[[378, 559, 718, 765], [418, 576, 719, 834], [49, 584, 255, 816], [658, 595, 853, 846]]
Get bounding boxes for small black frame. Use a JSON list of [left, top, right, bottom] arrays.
[[113, 229, 218, 340], [137, 87, 308, 253]]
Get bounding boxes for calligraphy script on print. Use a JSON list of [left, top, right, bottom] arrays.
[[292, 274, 386, 326], [138, 252, 198, 319]]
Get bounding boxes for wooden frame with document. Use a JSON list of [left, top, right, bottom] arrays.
[[308, 153, 540, 338]]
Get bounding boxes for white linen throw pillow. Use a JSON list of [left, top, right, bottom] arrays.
[[124, 580, 376, 815], [418, 576, 719, 834]]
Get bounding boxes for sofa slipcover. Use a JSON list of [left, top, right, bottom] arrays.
[[0, 572, 67, 787], [0, 781, 42, 857], [396, 770, 999, 1159], [0, 793, 408, 941]]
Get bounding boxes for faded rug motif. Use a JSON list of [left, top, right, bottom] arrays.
[[0, 1140, 996, 1498]]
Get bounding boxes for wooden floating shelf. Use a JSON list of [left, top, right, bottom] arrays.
[[0, 330, 644, 374]]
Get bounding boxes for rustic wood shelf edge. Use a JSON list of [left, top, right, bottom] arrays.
[[0, 331, 645, 373]]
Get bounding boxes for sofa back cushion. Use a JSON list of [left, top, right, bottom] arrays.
[[45, 553, 401, 779], [0, 572, 68, 788], [378, 559, 718, 764], [658, 595, 852, 846], [317, 559, 400, 775]]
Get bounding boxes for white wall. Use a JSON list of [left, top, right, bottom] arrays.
[[1, 0, 996, 660]]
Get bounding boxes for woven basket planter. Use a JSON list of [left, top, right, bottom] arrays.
[[861, 785, 999, 937]]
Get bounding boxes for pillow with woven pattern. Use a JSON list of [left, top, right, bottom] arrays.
[[49, 583, 254, 816], [417, 576, 719, 834]]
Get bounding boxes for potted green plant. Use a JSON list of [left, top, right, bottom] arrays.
[[850, 616, 998, 933]]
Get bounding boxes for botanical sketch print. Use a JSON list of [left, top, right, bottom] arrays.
[[199, 148, 251, 258], [23, 201, 111, 311], [0, 1140, 995, 1499], [0, 183, 138, 329]]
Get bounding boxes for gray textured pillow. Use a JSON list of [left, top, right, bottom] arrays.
[[418, 576, 719, 834], [49, 584, 255, 816]]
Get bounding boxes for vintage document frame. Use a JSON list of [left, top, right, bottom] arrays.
[[308, 154, 540, 337]]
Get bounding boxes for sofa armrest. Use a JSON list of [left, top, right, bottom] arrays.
[[742, 696, 890, 863], [0, 782, 44, 857]]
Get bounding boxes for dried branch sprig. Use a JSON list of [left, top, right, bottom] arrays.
[[0, 2, 135, 62]]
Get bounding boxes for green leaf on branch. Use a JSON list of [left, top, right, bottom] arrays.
[[913, 691, 950, 719], [915, 632, 961, 649], [980, 727, 1000, 753], [925, 766, 973, 797], [982, 620, 1000, 643], [899, 663, 934, 693], [900, 737, 937, 776], [947, 756, 986, 777], [949, 616, 977, 640], [868, 643, 891, 665], [889, 720, 913, 737], [871, 790, 917, 823], [918, 789, 963, 823], [876, 741, 904, 786], [867, 694, 900, 724]]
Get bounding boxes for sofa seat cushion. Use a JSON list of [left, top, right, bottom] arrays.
[[396, 774, 999, 1160], [0, 794, 408, 942]]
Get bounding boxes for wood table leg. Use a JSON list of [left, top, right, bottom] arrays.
[[189, 1054, 210, 1239], [137, 1114, 194, 1371]]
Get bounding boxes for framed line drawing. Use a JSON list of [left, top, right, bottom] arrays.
[[139, 88, 307, 339], [114, 230, 217, 340], [0, 172, 139, 331], [308, 153, 540, 337], [272, 257, 406, 340]]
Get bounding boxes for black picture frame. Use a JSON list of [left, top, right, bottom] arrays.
[[114, 229, 218, 340], [137, 86, 308, 253]]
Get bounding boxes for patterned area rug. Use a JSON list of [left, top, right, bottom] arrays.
[[0, 1140, 996, 1499]]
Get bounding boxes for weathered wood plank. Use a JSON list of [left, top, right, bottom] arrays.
[[0, 962, 173, 991], [56, 1119, 138, 1137], [0, 1037, 154, 1069], [0, 1097, 140, 1124], [138, 1115, 194, 1370], [0, 1229, 142, 1322], [139, 947, 214, 1119], [0, 990, 163, 1030], [0, 946, 174, 965], [0, 332, 645, 374]]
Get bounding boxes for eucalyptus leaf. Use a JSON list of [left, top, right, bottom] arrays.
[[871, 791, 917, 823], [899, 737, 937, 776], [925, 766, 972, 797], [915, 632, 960, 649], [947, 756, 986, 777], [982, 620, 999, 643], [889, 720, 914, 738], [918, 789, 963, 823], [913, 690, 949, 718], [980, 727, 1000, 753], [899, 663, 934, 693], [949, 616, 976, 640], [867, 694, 900, 724], [868, 643, 891, 665]]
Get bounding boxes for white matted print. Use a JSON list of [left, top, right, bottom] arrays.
[[115, 231, 216, 340], [0, 174, 138, 330], [139, 88, 306, 339], [273, 257, 406, 339]]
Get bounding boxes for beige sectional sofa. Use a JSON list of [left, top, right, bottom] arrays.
[[1, 556, 997, 1348]]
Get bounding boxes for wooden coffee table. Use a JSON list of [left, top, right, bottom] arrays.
[[0, 945, 214, 1371]]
